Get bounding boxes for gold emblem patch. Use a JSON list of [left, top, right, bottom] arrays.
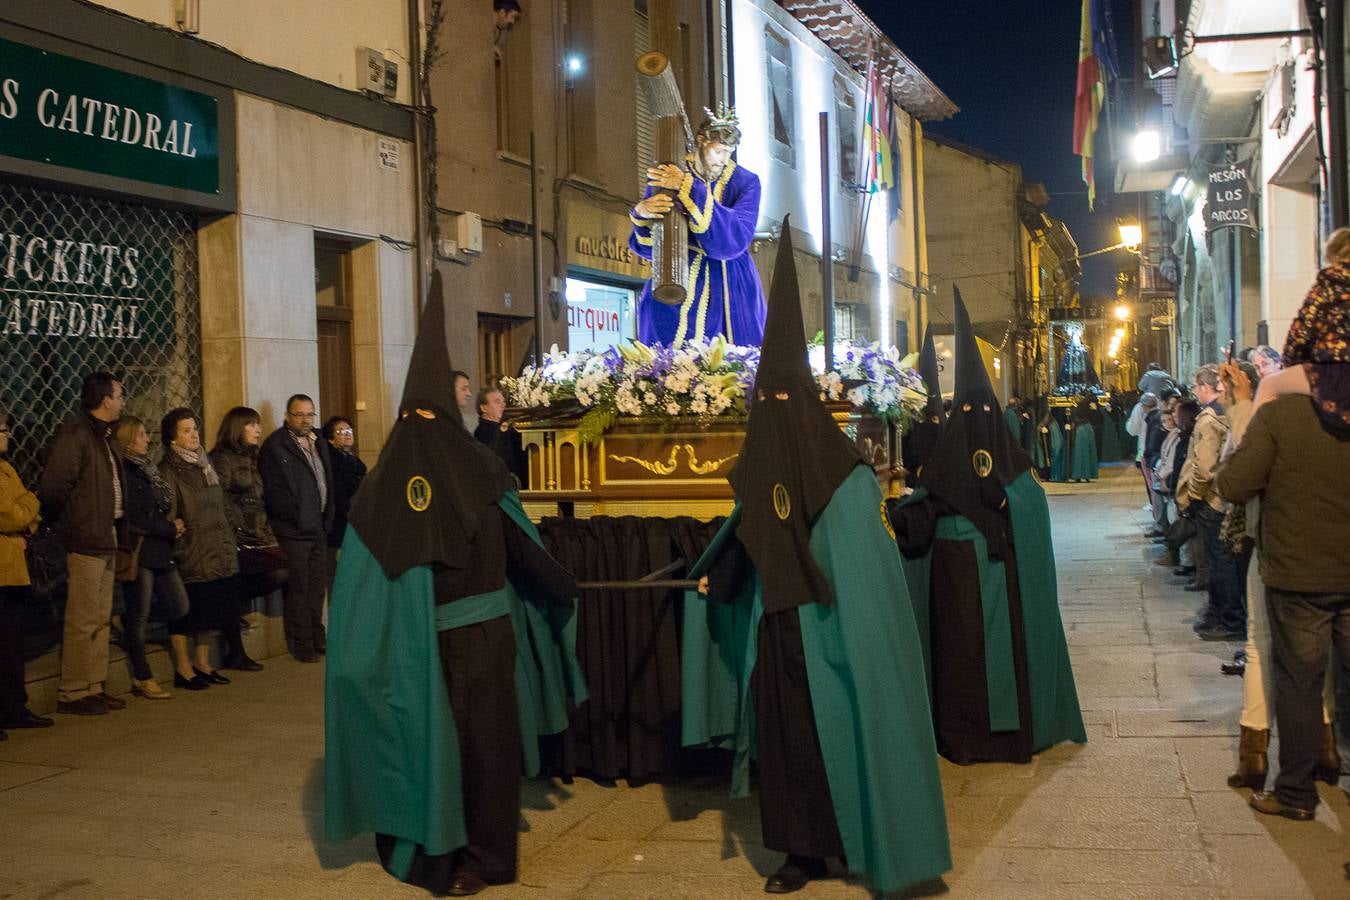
[[972, 449, 994, 479], [406, 475, 432, 511], [880, 499, 896, 541], [772, 483, 791, 521]]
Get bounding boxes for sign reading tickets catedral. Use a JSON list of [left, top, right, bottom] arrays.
[[0, 36, 219, 194], [1, 226, 148, 340]]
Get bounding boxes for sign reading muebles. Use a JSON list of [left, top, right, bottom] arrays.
[[0, 36, 219, 194]]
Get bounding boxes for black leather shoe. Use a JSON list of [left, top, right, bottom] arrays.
[[173, 672, 211, 690], [4, 708, 55, 728], [764, 856, 826, 894], [446, 872, 487, 896], [1220, 660, 1246, 676], [1250, 791, 1314, 821], [94, 692, 127, 710], [1197, 626, 1244, 642], [57, 696, 109, 716], [293, 649, 321, 663], [1184, 582, 1207, 592], [194, 667, 231, 685], [222, 654, 264, 672]]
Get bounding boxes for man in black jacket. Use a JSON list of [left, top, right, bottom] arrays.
[[40, 371, 128, 716], [259, 394, 334, 662]]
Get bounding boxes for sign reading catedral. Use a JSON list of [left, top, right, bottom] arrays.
[[1, 228, 146, 340], [0, 36, 220, 194]]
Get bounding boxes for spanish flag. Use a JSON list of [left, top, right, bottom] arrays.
[[1073, 0, 1115, 210]]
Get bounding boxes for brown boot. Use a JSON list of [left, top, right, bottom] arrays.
[[1316, 722, 1342, 785], [1227, 726, 1268, 791]]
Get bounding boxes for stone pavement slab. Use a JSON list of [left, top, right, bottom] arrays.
[[2, 465, 1348, 898]]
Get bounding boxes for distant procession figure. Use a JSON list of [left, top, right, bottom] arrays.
[[1067, 397, 1099, 482], [629, 106, 766, 347]]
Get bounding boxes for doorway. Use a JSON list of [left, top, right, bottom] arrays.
[[315, 237, 355, 421]]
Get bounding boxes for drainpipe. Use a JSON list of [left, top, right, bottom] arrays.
[[1327, 0, 1348, 227], [408, 0, 428, 302], [909, 113, 925, 340]]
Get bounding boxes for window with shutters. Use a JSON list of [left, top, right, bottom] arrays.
[[634, 3, 656, 193], [833, 74, 859, 189], [764, 27, 795, 168]]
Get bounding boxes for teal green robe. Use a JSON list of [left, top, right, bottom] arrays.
[[1068, 423, 1098, 481], [324, 492, 586, 868], [1100, 414, 1122, 462], [897, 471, 1086, 756], [682, 468, 951, 894], [1047, 420, 1067, 482]]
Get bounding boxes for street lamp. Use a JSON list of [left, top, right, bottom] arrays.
[[1132, 130, 1161, 164], [1114, 303, 1131, 320], [1117, 222, 1142, 252]]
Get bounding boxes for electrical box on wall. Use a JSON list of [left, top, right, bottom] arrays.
[[357, 47, 393, 96], [455, 213, 483, 254]]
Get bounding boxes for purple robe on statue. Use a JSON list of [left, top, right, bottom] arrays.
[[629, 159, 766, 347]]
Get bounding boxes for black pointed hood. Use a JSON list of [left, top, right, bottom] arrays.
[[903, 325, 945, 486], [400, 270, 459, 422], [726, 218, 863, 614], [347, 270, 513, 579], [917, 288, 1030, 537]]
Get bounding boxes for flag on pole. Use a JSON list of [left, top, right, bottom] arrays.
[[886, 88, 902, 224], [1073, 0, 1116, 210], [861, 57, 895, 196]]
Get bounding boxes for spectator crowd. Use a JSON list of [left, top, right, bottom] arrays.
[[0, 368, 525, 740], [1124, 228, 1350, 824]]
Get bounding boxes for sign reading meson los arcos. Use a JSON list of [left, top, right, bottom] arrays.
[[1, 228, 147, 340], [0, 36, 219, 194]]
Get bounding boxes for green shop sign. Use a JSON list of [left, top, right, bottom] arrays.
[[0, 36, 219, 194]]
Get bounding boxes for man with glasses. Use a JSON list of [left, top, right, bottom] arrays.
[[260, 394, 335, 662]]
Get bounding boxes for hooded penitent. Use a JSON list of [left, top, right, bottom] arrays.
[[346, 270, 514, 580], [326, 271, 584, 894], [902, 325, 945, 486], [888, 286, 1085, 765], [682, 221, 952, 895], [918, 288, 1032, 545], [726, 218, 862, 614]]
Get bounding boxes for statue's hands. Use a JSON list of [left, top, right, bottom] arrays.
[[634, 193, 675, 219], [646, 164, 686, 191]]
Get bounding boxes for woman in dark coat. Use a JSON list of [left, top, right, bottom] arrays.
[[211, 406, 287, 671], [159, 408, 240, 689], [115, 416, 190, 699]]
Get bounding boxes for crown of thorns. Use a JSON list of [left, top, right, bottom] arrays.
[[697, 104, 741, 144]]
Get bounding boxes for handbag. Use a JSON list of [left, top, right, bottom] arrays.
[[24, 521, 67, 598], [238, 541, 288, 577], [114, 535, 143, 583], [1165, 506, 1197, 546]]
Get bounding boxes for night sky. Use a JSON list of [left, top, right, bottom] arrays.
[[857, 0, 1131, 296]]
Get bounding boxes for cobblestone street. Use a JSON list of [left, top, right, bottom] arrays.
[[2, 466, 1347, 898]]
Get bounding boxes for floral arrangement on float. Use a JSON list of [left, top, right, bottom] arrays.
[[502, 336, 928, 444]]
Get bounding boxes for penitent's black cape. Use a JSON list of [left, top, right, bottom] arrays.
[[347, 271, 513, 579], [725, 218, 863, 614], [901, 324, 945, 487]]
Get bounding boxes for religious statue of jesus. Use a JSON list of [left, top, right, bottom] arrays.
[[628, 106, 766, 347]]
